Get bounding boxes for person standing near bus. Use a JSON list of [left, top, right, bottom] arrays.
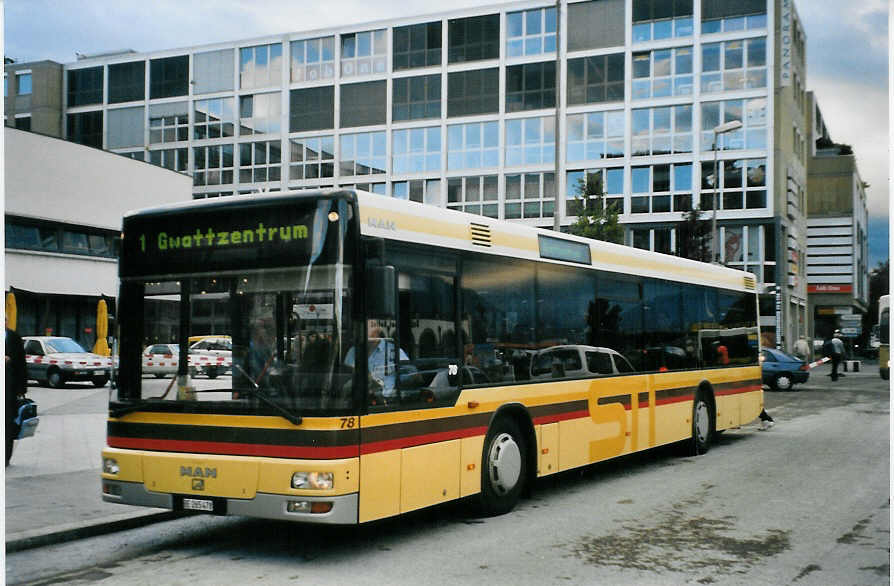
[[823, 331, 845, 382], [6, 318, 27, 466]]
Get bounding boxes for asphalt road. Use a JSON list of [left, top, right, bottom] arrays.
[[6, 364, 889, 586]]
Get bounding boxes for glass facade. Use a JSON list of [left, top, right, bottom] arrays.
[[63, 0, 777, 284]]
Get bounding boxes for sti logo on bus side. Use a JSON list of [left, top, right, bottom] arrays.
[[181, 466, 217, 479], [367, 217, 396, 231]]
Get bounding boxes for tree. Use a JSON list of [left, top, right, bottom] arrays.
[[567, 173, 623, 244], [675, 207, 712, 263]]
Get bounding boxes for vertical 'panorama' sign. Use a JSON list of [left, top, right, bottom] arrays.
[[779, 0, 792, 86]]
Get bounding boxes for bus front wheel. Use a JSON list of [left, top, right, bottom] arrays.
[[477, 417, 527, 516], [688, 391, 713, 456]]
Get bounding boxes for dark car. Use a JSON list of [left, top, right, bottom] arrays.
[[761, 348, 809, 390]]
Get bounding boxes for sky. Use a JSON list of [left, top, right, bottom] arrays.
[[3, 0, 890, 265]]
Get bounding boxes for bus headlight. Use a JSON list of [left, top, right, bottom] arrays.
[[291, 471, 334, 490], [103, 458, 120, 475]]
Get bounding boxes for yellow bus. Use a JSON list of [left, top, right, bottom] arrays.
[[879, 294, 889, 380], [102, 190, 762, 523]]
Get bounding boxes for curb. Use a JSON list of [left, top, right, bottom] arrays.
[[6, 510, 184, 553]]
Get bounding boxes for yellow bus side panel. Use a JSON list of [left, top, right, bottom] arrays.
[[715, 393, 740, 430], [653, 402, 694, 446], [400, 440, 461, 513], [538, 423, 559, 476], [740, 390, 763, 427], [460, 436, 484, 497], [359, 450, 401, 523]]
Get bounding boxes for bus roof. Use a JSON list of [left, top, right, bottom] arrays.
[[123, 189, 755, 294]]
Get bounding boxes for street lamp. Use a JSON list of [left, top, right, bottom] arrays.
[[710, 119, 743, 263]]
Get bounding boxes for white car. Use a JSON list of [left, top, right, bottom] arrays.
[[189, 336, 232, 378], [23, 336, 112, 388], [142, 343, 180, 378], [530, 345, 634, 380]]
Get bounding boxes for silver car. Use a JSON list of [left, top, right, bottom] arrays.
[[23, 336, 112, 388]]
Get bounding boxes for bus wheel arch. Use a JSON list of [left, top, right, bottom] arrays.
[[477, 404, 536, 515]]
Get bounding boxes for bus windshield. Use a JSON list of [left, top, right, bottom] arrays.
[[112, 196, 358, 416]]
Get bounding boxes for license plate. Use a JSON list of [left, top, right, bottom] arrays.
[[96, 370, 107, 376], [76, 370, 88, 376], [183, 498, 214, 512]]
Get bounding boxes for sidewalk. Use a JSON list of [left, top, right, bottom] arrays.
[[4, 387, 177, 553]]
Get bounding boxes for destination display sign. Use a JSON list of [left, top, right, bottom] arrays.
[[121, 199, 345, 277]]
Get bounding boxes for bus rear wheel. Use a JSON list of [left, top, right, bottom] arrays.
[[688, 391, 713, 456], [477, 417, 527, 516]]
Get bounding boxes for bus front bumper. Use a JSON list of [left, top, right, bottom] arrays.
[[101, 479, 359, 525]]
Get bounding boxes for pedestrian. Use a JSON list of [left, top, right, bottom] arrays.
[[6, 318, 28, 466], [758, 408, 775, 431], [823, 331, 845, 382], [794, 337, 810, 361]]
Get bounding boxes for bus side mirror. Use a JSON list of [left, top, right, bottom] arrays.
[[366, 265, 396, 319]]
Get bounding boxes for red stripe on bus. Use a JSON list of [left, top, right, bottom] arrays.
[[532, 409, 589, 424], [107, 436, 359, 459], [715, 384, 761, 396], [360, 426, 489, 455]]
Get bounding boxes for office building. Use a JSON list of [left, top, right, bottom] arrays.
[[6, 0, 815, 350]]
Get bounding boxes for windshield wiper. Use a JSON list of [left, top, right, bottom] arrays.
[[110, 399, 167, 418], [233, 364, 303, 426]]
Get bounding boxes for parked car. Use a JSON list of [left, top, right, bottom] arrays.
[[142, 343, 180, 378], [530, 345, 634, 380], [760, 348, 809, 390], [23, 336, 111, 388], [188, 336, 232, 378]]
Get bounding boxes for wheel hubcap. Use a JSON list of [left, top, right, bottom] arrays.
[[488, 433, 521, 496], [694, 401, 710, 443]]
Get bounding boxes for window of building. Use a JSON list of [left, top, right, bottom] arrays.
[[14, 116, 31, 131], [567, 0, 625, 51], [701, 38, 766, 93], [506, 116, 555, 166], [447, 175, 498, 217], [447, 121, 499, 170], [701, 0, 767, 34], [290, 37, 335, 82], [193, 144, 234, 186], [149, 56, 189, 99], [239, 140, 282, 184], [289, 86, 334, 132], [506, 61, 556, 112], [632, 0, 694, 42], [392, 178, 442, 205], [632, 46, 693, 99], [567, 53, 624, 105], [193, 98, 235, 140], [447, 68, 499, 117], [448, 14, 500, 63], [631, 104, 692, 156], [289, 136, 334, 181], [66, 111, 103, 148], [148, 102, 189, 143], [16, 71, 32, 96], [631, 163, 688, 214], [506, 7, 557, 57], [700, 157, 766, 211], [393, 22, 442, 70], [342, 183, 386, 195], [339, 131, 386, 176], [392, 74, 441, 121], [341, 30, 387, 77], [340, 80, 386, 128], [566, 167, 623, 216], [108, 61, 145, 103], [239, 92, 281, 135], [504, 172, 555, 220], [240, 43, 283, 89], [67, 67, 102, 106], [107, 106, 144, 148], [566, 109, 625, 162], [4, 75, 8, 97], [700, 97, 766, 151], [148, 148, 188, 172], [5, 217, 116, 258], [194, 49, 234, 94], [393, 126, 441, 174]]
